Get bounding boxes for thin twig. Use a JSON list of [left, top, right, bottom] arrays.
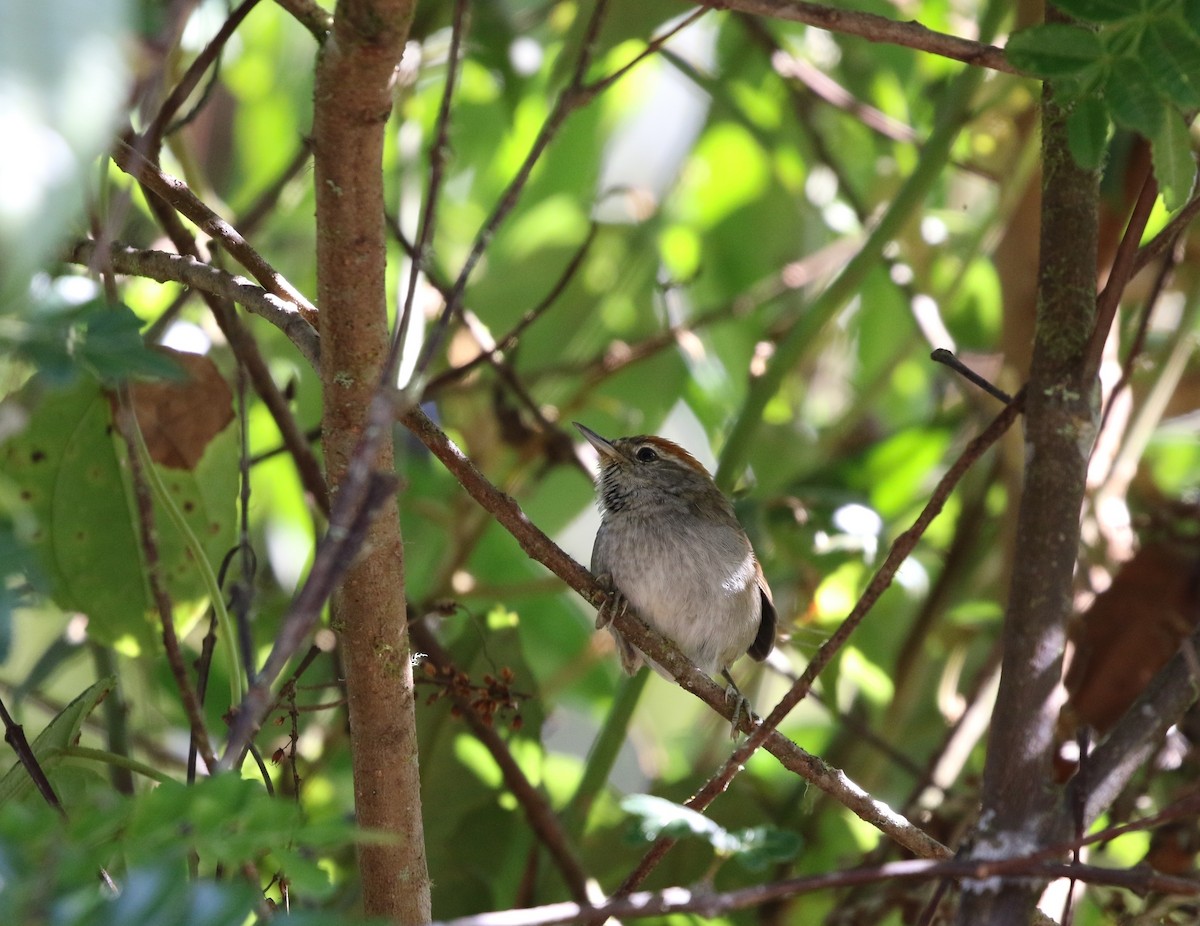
[[429, 854, 1199, 926], [1082, 168, 1158, 384], [1131, 189, 1200, 276], [1096, 246, 1180, 446], [218, 462, 398, 770], [424, 222, 600, 394], [272, 0, 332, 40], [410, 622, 594, 903], [111, 140, 319, 325], [399, 406, 949, 860], [413, 0, 617, 379], [0, 694, 66, 813], [695, 0, 1017, 74], [143, 0, 263, 150], [68, 239, 319, 368], [932, 348, 1013, 403], [111, 388, 219, 771], [391, 0, 470, 384]]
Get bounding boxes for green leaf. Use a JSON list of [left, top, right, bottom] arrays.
[[622, 793, 725, 844], [1144, 19, 1200, 107], [1067, 97, 1112, 170], [1104, 58, 1166, 137], [1, 376, 236, 648], [1150, 110, 1197, 210], [74, 302, 182, 382], [1005, 24, 1105, 77], [1185, 0, 1200, 35], [726, 825, 803, 872], [0, 676, 115, 805], [1049, 0, 1144, 21], [621, 795, 801, 870]]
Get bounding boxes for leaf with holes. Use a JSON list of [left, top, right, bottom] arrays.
[[2, 366, 236, 648]]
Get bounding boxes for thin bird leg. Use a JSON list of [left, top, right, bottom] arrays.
[[722, 668, 755, 739]]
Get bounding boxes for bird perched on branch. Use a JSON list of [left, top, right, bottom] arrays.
[[574, 422, 776, 728]]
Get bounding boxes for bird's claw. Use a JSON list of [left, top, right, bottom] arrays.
[[593, 574, 629, 630], [722, 669, 756, 739]]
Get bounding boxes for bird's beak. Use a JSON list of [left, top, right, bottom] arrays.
[[573, 422, 621, 461]]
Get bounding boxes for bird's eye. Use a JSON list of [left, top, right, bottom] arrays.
[[635, 446, 658, 463]]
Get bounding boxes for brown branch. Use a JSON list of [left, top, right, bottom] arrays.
[[1082, 167, 1158, 384], [392, 0, 469, 379], [1071, 618, 1200, 829], [414, 0, 615, 380], [110, 388, 218, 772], [1131, 189, 1200, 276], [409, 622, 593, 903], [208, 298, 329, 515], [111, 141, 319, 326], [66, 239, 327, 517], [696, 0, 1017, 74], [0, 693, 66, 813], [219, 467, 398, 770], [957, 45, 1101, 924], [399, 406, 948, 860], [272, 0, 332, 40], [430, 855, 1200, 926], [423, 222, 600, 394], [143, 0, 263, 150], [311, 0, 427, 917], [67, 239, 319, 369]]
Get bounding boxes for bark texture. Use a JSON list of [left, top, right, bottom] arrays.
[[313, 1, 430, 921], [955, 31, 1101, 926]]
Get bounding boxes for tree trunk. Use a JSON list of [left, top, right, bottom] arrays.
[[955, 25, 1101, 926], [313, 1, 430, 921]]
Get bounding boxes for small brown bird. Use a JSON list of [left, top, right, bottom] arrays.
[[574, 423, 776, 717]]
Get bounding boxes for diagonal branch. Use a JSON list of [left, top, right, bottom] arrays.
[[112, 141, 319, 326], [399, 406, 948, 860], [694, 0, 1017, 73], [67, 240, 319, 368]]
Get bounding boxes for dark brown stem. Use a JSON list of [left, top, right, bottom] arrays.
[[110, 388, 218, 772], [220, 467, 397, 769], [0, 693, 65, 813], [1082, 167, 1157, 384], [142, 0, 263, 151], [423, 222, 599, 394], [392, 0, 469, 378], [956, 46, 1100, 925], [409, 621, 593, 902], [1131, 189, 1200, 276], [413, 0, 615, 378]]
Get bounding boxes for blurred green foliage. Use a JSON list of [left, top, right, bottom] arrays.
[[0, 0, 1197, 923]]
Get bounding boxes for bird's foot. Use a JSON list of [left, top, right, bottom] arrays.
[[593, 573, 629, 630], [722, 669, 756, 739]]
